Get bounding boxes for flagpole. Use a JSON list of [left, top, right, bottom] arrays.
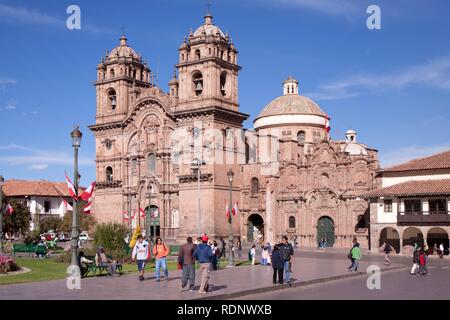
[[0, 175, 4, 254], [70, 126, 82, 269]]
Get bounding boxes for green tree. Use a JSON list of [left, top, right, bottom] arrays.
[[39, 216, 61, 233], [58, 200, 96, 233], [2, 200, 31, 237], [93, 222, 128, 257]]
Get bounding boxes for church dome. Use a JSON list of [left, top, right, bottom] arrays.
[[193, 14, 225, 38], [254, 77, 328, 130], [109, 35, 139, 59]]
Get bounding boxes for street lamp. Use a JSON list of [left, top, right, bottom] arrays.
[[70, 126, 82, 269], [147, 181, 153, 245], [0, 175, 4, 254], [191, 158, 205, 237], [227, 168, 235, 267]]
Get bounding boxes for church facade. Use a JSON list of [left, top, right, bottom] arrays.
[[89, 13, 380, 248]]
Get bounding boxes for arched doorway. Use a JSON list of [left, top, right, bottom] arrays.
[[247, 214, 264, 243], [427, 227, 449, 254], [145, 205, 160, 237], [379, 227, 400, 253], [317, 216, 335, 247], [402, 227, 423, 252]]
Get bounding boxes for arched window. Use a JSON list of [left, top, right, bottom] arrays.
[[106, 167, 113, 182], [220, 72, 227, 96], [105, 139, 112, 150], [195, 49, 201, 60], [131, 158, 137, 172], [356, 214, 366, 229], [110, 69, 115, 78], [251, 177, 259, 194], [181, 53, 184, 61], [320, 173, 329, 188], [297, 131, 305, 143], [192, 72, 203, 96], [289, 216, 296, 228], [107, 89, 116, 110], [148, 153, 156, 172]]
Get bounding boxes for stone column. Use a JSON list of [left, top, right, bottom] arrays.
[[265, 180, 274, 245]]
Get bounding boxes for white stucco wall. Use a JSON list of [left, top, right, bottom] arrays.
[[376, 198, 398, 223], [382, 171, 450, 187], [254, 114, 326, 130]]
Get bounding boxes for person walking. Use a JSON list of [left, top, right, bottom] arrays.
[[152, 237, 170, 281], [250, 244, 256, 265], [271, 244, 284, 284], [236, 238, 242, 259], [193, 235, 213, 294], [439, 243, 444, 258], [219, 237, 226, 259], [418, 248, 427, 275], [261, 246, 270, 265], [178, 236, 197, 291], [279, 236, 294, 285], [383, 242, 392, 265], [350, 242, 362, 272], [410, 243, 420, 275], [131, 235, 151, 281]]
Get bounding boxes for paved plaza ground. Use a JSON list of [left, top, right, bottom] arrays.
[[0, 249, 420, 300]]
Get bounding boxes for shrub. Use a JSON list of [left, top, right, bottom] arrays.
[[24, 230, 41, 245], [93, 223, 129, 261], [39, 216, 61, 233], [0, 255, 21, 273]]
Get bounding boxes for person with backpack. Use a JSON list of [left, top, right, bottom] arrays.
[[193, 234, 213, 294], [279, 236, 294, 285], [131, 235, 151, 281], [152, 237, 170, 281], [350, 242, 362, 272], [271, 244, 284, 284], [250, 244, 256, 265], [383, 242, 392, 265], [178, 236, 197, 291]]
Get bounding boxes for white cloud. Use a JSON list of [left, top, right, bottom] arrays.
[[0, 143, 95, 168], [380, 144, 450, 168], [263, 0, 359, 17], [307, 56, 450, 100], [4, 100, 17, 110], [0, 4, 112, 35], [0, 79, 17, 86], [27, 164, 49, 170]]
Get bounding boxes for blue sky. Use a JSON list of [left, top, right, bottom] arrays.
[[0, 0, 450, 185]]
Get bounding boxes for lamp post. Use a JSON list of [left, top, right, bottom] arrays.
[[227, 168, 234, 267], [0, 175, 4, 254], [70, 126, 82, 268], [191, 158, 205, 237], [147, 181, 153, 245]]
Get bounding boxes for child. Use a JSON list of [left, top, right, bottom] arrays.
[[250, 244, 256, 265], [131, 235, 151, 281], [261, 247, 269, 265], [271, 245, 284, 284]]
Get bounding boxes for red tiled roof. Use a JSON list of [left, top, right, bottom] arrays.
[[3, 180, 71, 197], [361, 179, 450, 198], [383, 150, 450, 172]]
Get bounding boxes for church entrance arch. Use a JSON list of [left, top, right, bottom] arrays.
[[145, 205, 160, 238], [247, 214, 264, 243], [317, 216, 335, 247]]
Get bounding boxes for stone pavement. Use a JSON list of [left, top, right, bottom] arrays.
[[0, 254, 403, 300]]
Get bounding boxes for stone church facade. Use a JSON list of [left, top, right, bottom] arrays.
[[89, 13, 380, 248]]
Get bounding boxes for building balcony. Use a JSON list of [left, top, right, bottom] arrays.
[[397, 211, 450, 226]]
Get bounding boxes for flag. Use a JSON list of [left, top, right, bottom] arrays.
[[5, 204, 14, 215], [65, 172, 77, 200], [151, 208, 159, 218], [62, 198, 73, 211], [79, 182, 95, 201], [325, 115, 331, 134], [83, 202, 92, 215], [139, 207, 146, 218], [225, 201, 230, 220], [123, 210, 130, 221], [130, 209, 136, 219], [232, 201, 239, 216]]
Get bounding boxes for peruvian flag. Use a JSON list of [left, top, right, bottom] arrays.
[[232, 201, 239, 216], [5, 204, 14, 215], [62, 198, 73, 211], [130, 210, 136, 219], [140, 207, 146, 218], [79, 182, 95, 201], [83, 202, 92, 215], [151, 208, 159, 218], [225, 201, 230, 220], [325, 115, 331, 133], [123, 210, 130, 221], [65, 172, 77, 200]]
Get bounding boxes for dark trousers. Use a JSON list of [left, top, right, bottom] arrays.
[[273, 268, 284, 284], [181, 264, 195, 289]]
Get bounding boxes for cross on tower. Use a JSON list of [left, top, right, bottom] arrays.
[[206, 0, 212, 15], [121, 25, 126, 36]]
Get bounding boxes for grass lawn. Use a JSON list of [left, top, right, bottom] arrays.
[[0, 258, 251, 285]]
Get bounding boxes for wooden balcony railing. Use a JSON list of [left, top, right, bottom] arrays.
[[397, 211, 450, 225]]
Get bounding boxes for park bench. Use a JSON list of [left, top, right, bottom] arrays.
[[13, 244, 48, 259], [82, 255, 123, 277]]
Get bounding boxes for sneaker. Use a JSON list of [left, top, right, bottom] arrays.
[[139, 276, 144, 281], [189, 287, 195, 292], [198, 291, 206, 294]]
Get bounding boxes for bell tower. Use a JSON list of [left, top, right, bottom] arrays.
[[176, 13, 239, 112]]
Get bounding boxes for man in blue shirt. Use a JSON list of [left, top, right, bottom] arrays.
[[193, 234, 213, 294]]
